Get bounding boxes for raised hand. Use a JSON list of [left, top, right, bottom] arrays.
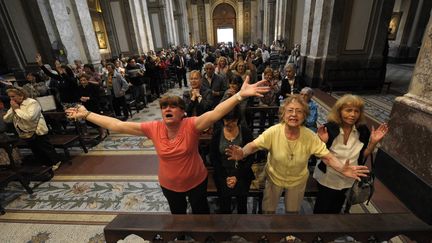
[[341, 160, 370, 181], [370, 123, 389, 144], [317, 125, 329, 143], [239, 75, 270, 98], [225, 145, 244, 161], [65, 105, 88, 120]]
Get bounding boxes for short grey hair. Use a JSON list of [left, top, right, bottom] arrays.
[[301, 87, 314, 96]]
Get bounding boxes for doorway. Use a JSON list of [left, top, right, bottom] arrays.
[[212, 3, 236, 45], [217, 28, 234, 44]]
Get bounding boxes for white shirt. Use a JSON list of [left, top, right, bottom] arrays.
[[313, 126, 364, 190]]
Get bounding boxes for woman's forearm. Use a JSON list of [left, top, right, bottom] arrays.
[[321, 153, 344, 173], [241, 141, 259, 159]]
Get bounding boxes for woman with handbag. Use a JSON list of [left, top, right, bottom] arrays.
[[313, 94, 388, 214], [3, 87, 61, 170]]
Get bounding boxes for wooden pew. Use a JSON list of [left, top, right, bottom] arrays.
[[104, 213, 432, 243], [206, 168, 318, 213]]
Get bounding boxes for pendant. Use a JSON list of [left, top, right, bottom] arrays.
[[290, 154, 294, 160]]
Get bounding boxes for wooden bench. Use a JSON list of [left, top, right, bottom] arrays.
[[246, 106, 280, 133], [104, 213, 432, 243], [42, 112, 88, 157], [16, 112, 88, 159]]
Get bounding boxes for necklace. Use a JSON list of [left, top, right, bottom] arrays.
[[286, 140, 298, 160]]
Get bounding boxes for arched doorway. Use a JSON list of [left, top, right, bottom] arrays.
[[213, 3, 236, 44]]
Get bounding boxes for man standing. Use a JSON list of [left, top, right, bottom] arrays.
[[173, 51, 188, 88], [201, 63, 226, 107]]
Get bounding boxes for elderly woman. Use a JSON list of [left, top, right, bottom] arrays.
[[300, 87, 318, 132], [313, 94, 388, 214], [280, 63, 305, 97], [3, 88, 61, 170], [226, 95, 369, 214], [66, 76, 269, 214]]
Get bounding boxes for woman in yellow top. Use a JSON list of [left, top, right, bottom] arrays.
[[226, 95, 370, 214]]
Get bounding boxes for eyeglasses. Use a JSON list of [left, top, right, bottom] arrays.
[[286, 109, 304, 115]]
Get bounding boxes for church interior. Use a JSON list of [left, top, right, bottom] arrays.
[[0, 0, 432, 242]]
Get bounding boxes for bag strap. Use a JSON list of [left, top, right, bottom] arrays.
[[363, 153, 375, 205]]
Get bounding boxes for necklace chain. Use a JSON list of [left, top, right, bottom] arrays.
[[287, 140, 298, 160]]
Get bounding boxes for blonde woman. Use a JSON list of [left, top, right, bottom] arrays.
[[313, 94, 388, 214]]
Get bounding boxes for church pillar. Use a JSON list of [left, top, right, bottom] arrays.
[[190, 2, 200, 45], [262, 0, 275, 46], [237, 0, 244, 44], [274, 0, 294, 47], [300, 0, 394, 90], [127, 0, 154, 53], [163, 0, 177, 46], [204, 1, 212, 45], [179, 0, 190, 46], [41, 0, 85, 64], [376, 14, 432, 225], [251, 0, 259, 43], [255, 0, 264, 44]]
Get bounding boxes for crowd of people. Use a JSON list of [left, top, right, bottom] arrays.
[[0, 41, 388, 215]]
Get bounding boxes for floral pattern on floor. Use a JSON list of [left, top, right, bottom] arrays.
[[5, 181, 170, 213]]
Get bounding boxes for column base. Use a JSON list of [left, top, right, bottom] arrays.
[[375, 149, 432, 225]]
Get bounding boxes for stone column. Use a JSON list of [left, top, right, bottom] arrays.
[[237, 0, 244, 44], [376, 14, 432, 225], [204, 1, 212, 45], [139, 0, 154, 51], [274, 0, 294, 47], [191, 2, 200, 45], [179, 0, 190, 46], [262, 0, 270, 45], [255, 0, 264, 44], [43, 0, 82, 64], [163, 0, 177, 46], [251, 0, 258, 43]]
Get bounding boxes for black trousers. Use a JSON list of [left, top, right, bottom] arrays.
[[27, 134, 60, 166], [313, 182, 348, 214], [112, 95, 128, 118], [161, 177, 210, 214], [219, 195, 248, 214], [176, 69, 188, 88]]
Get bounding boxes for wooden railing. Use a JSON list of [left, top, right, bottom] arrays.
[[104, 213, 432, 243]]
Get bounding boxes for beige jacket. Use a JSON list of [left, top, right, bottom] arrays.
[[3, 98, 49, 136]]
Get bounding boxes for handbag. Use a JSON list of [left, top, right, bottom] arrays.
[[344, 153, 375, 213]]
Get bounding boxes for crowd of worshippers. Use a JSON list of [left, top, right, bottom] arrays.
[[0, 41, 387, 215]]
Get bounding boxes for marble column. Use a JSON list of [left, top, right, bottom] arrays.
[[255, 0, 264, 44], [128, 0, 154, 53], [191, 2, 200, 45], [163, 0, 177, 46], [262, 0, 275, 46], [274, 0, 294, 47], [43, 0, 82, 64], [376, 14, 432, 225], [204, 1, 212, 45], [139, 0, 154, 51], [236, 0, 244, 44], [179, 0, 190, 46], [250, 0, 257, 43]]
